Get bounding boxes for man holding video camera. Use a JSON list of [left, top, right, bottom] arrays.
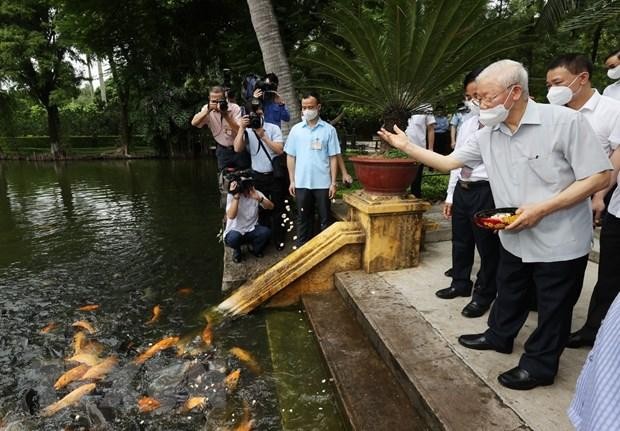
[[234, 99, 287, 251], [224, 171, 274, 263], [252, 73, 290, 129], [191, 85, 247, 171]]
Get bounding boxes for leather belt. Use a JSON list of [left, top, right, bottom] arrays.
[[458, 180, 489, 190]]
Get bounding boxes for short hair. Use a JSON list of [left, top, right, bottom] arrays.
[[605, 48, 620, 62], [547, 53, 593, 77], [265, 73, 279, 86], [477, 59, 529, 96], [301, 91, 321, 104], [209, 85, 225, 94], [463, 67, 484, 90]]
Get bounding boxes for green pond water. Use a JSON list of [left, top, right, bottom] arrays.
[[0, 160, 347, 430]]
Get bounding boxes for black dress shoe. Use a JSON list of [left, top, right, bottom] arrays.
[[458, 333, 512, 354], [566, 328, 596, 349], [497, 367, 553, 390], [461, 300, 490, 318], [232, 250, 243, 263], [444, 268, 453, 277], [435, 286, 471, 299]]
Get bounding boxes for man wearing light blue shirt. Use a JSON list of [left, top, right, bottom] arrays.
[[285, 91, 340, 246]]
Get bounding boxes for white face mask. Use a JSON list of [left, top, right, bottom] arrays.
[[546, 75, 580, 105], [302, 109, 319, 122], [478, 86, 515, 127], [464, 100, 479, 115], [608, 66, 620, 80]]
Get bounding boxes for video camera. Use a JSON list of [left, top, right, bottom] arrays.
[[226, 169, 255, 195], [255, 73, 279, 102]]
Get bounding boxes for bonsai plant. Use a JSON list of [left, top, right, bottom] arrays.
[[302, 0, 520, 195]]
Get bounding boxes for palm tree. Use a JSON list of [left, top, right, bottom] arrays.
[[246, 0, 301, 135], [302, 0, 523, 132]]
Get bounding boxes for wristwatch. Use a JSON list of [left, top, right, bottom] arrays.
[[259, 196, 264, 203]]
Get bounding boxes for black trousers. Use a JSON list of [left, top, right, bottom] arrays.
[[485, 247, 588, 380], [410, 164, 424, 198], [295, 188, 331, 246], [450, 181, 499, 305], [434, 132, 451, 155], [580, 213, 620, 335], [253, 172, 286, 246]]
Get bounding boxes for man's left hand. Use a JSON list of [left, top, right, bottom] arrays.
[[504, 203, 549, 231], [255, 127, 265, 138], [592, 196, 606, 226]]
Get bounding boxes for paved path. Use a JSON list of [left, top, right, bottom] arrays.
[[377, 241, 595, 431]]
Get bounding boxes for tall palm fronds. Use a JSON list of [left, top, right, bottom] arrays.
[[301, 0, 525, 125], [559, 0, 620, 31]]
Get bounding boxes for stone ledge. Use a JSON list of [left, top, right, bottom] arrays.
[[335, 271, 529, 431]]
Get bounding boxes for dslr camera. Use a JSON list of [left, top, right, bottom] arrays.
[[226, 169, 255, 195], [216, 98, 228, 112], [247, 98, 263, 129]]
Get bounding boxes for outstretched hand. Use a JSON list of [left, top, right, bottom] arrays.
[[377, 125, 410, 151]]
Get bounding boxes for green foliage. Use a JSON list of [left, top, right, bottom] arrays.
[[301, 0, 525, 119]]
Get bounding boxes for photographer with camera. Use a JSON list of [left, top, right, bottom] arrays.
[[224, 172, 274, 263], [252, 73, 290, 129], [191, 85, 247, 171], [234, 99, 287, 250]]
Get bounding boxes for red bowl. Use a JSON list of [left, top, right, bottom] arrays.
[[473, 207, 518, 230]]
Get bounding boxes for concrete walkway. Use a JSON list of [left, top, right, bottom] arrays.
[[375, 241, 595, 431]]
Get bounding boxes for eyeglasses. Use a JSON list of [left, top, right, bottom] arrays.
[[472, 83, 518, 107]]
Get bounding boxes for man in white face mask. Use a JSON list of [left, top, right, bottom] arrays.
[[546, 54, 620, 349], [284, 91, 341, 246], [603, 48, 620, 101], [379, 59, 612, 391]]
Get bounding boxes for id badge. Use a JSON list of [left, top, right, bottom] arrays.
[[224, 128, 233, 136], [311, 138, 322, 150]]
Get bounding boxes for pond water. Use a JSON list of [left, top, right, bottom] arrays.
[[0, 160, 346, 430]]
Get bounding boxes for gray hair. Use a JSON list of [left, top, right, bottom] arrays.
[[477, 59, 529, 96]]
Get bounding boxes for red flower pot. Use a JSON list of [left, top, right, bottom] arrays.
[[350, 156, 419, 195]]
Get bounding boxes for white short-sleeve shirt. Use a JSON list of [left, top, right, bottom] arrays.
[[451, 100, 612, 262], [245, 122, 283, 173], [406, 106, 436, 148], [578, 90, 620, 155], [224, 191, 265, 237], [603, 81, 620, 101]]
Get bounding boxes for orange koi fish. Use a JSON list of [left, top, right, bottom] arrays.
[[181, 396, 206, 413], [80, 356, 118, 381], [234, 401, 254, 431], [78, 304, 100, 312], [72, 320, 95, 334], [40, 322, 58, 334], [53, 364, 90, 390], [146, 305, 162, 325], [229, 347, 261, 375], [224, 369, 241, 392], [177, 287, 193, 296], [134, 336, 179, 364], [201, 319, 213, 347], [138, 396, 161, 413], [41, 383, 96, 417], [68, 353, 102, 367]]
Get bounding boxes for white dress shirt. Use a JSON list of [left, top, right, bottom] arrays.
[[603, 80, 620, 101], [445, 115, 488, 204], [578, 90, 620, 155], [405, 111, 435, 148]]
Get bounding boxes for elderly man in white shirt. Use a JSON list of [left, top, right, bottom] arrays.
[[603, 48, 620, 101], [440, 68, 500, 319], [546, 53, 620, 349], [379, 59, 611, 391]]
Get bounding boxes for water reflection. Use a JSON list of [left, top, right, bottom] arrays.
[[0, 160, 345, 430]]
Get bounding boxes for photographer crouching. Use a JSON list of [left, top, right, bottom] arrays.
[[224, 171, 274, 263], [234, 98, 287, 251]]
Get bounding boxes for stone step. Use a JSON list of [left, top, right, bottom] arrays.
[[302, 290, 429, 431], [334, 271, 528, 431]]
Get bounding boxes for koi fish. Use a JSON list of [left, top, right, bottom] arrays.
[[224, 369, 241, 392], [53, 364, 90, 390], [80, 356, 118, 381], [201, 319, 213, 347], [41, 383, 96, 417], [72, 320, 95, 334], [72, 332, 87, 355], [134, 336, 179, 364], [40, 322, 58, 334], [146, 305, 162, 325], [229, 347, 261, 375], [68, 353, 102, 367], [138, 396, 161, 413], [177, 287, 193, 296], [180, 396, 206, 413], [77, 304, 100, 312], [234, 401, 254, 431]]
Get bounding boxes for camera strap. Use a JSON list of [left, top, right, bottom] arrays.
[[253, 130, 274, 163]]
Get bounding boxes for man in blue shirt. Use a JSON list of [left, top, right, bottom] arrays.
[[253, 73, 291, 128], [285, 91, 341, 246]]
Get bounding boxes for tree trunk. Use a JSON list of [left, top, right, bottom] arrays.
[[591, 24, 603, 63], [119, 98, 130, 156], [246, 0, 300, 137], [46, 104, 63, 158]]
